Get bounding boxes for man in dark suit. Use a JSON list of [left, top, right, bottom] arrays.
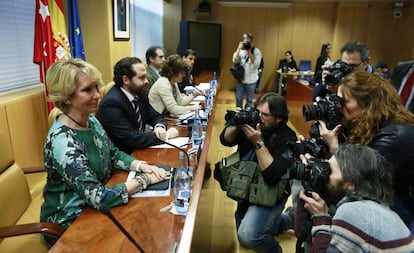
[[145, 46, 165, 92], [391, 43, 414, 114], [96, 57, 178, 154]]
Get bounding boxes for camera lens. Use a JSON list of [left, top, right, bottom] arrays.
[[325, 70, 343, 86], [303, 104, 321, 121], [289, 163, 310, 181]]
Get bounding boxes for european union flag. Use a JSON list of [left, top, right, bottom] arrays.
[[68, 0, 85, 60]]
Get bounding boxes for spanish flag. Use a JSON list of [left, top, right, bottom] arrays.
[[33, 0, 70, 111]]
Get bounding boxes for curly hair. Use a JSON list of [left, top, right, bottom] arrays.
[[339, 70, 414, 144]]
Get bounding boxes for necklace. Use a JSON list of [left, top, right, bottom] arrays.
[[63, 112, 88, 128]]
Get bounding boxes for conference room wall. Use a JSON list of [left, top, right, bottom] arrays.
[[66, 0, 132, 85], [182, 1, 414, 91]]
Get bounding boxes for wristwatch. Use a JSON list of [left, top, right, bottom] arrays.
[[255, 141, 264, 150]]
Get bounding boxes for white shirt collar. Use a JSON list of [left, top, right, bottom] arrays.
[[149, 65, 161, 76], [120, 87, 136, 102]]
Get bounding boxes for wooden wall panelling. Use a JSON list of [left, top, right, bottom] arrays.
[[6, 92, 48, 167], [261, 8, 280, 92]]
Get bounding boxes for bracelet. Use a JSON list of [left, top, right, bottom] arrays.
[[135, 161, 147, 172], [133, 176, 147, 192], [154, 124, 166, 129]]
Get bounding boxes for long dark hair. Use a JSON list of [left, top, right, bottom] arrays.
[[319, 42, 331, 59]]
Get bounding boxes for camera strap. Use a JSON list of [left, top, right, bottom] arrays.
[[295, 213, 313, 253]]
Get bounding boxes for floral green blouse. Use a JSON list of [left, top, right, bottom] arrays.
[[40, 115, 135, 229]]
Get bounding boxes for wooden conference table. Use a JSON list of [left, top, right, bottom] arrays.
[[276, 69, 314, 94], [49, 108, 216, 253]]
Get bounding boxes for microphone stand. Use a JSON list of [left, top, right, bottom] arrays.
[[158, 139, 191, 168], [98, 204, 145, 253]]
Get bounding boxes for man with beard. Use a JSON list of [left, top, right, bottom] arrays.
[[299, 144, 414, 252], [96, 57, 178, 154], [219, 92, 297, 253]]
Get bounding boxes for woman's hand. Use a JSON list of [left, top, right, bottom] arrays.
[[140, 164, 171, 181], [318, 120, 341, 154], [299, 189, 328, 216], [166, 127, 179, 139]]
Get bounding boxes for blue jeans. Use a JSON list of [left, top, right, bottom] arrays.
[[236, 81, 256, 109], [235, 196, 288, 253], [393, 193, 414, 233]]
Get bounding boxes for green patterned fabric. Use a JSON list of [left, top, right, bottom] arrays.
[[40, 115, 135, 229]]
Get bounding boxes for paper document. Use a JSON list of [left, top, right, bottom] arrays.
[[196, 82, 211, 90], [149, 137, 190, 148], [178, 110, 208, 120], [192, 95, 205, 102]]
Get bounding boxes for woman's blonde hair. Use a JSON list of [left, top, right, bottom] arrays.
[[340, 70, 414, 144], [46, 58, 103, 112]]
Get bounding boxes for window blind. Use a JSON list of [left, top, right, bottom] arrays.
[[0, 0, 40, 93]]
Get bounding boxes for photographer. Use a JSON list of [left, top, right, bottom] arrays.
[[299, 144, 414, 252], [220, 92, 297, 253], [232, 32, 262, 110], [317, 70, 414, 233], [312, 40, 373, 101]]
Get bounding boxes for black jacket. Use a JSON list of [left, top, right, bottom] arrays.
[[369, 122, 414, 191], [96, 85, 166, 154], [220, 123, 297, 186]]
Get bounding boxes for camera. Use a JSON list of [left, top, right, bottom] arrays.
[[225, 108, 261, 127], [289, 158, 331, 199], [302, 94, 343, 132], [325, 60, 353, 86], [286, 138, 329, 159], [242, 42, 252, 50]]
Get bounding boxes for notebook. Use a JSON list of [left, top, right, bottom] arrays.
[[127, 165, 173, 197]]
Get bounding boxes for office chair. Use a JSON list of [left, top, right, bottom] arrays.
[[298, 60, 312, 83]]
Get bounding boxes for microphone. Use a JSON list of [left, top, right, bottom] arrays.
[[98, 203, 145, 253], [158, 139, 191, 167]]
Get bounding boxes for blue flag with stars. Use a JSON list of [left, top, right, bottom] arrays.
[[68, 0, 85, 60]]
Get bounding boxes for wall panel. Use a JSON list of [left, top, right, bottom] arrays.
[[183, 1, 414, 92]]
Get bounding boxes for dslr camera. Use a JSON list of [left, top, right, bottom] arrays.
[[286, 138, 329, 159], [242, 42, 252, 50], [289, 158, 331, 199], [225, 108, 261, 128], [302, 94, 343, 132], [325, 60, 353, 86]]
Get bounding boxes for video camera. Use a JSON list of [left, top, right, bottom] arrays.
[[225, 108, 261, 128], [289, 158, 331, 199], [325, 60, 353, 87]]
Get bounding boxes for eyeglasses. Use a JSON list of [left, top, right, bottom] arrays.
[[258, 111, 273, 117]]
